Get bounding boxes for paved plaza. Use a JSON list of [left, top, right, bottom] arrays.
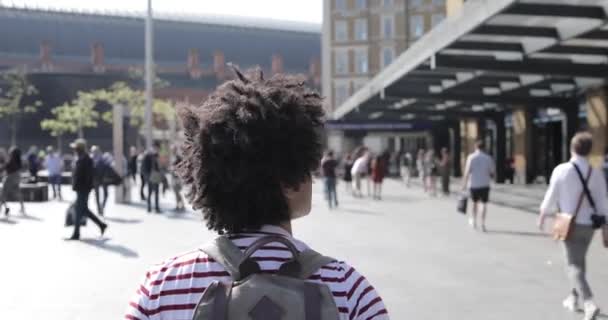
[[1, 179, 608, 320]]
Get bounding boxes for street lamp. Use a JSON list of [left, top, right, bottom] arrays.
[[144, 0, 154, 150]]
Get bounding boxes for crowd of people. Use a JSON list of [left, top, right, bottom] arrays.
[[0, 139, 187, 238], [318, 145, 453, 208]]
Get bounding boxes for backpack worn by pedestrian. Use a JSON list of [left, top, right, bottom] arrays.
[[193, 235, 340, 320]]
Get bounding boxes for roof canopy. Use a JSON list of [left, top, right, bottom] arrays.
[[333, 0, 608, 123]]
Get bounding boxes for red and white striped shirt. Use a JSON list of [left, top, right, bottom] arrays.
[[125, 225, 389, 320]]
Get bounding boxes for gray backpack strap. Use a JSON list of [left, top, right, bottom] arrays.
[[200, 236, 245, 280], [296, 249, 336, 280]]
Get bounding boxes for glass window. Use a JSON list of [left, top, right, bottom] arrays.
[[383, 0, 393, 7], [355, 49, 368, 74], [382, 47, 394, 67], [335, 50, 348, 74], [335, 0, 347, 11], [353, 81, 366, 92], [354, 19, 368, 41], [334, 20, 348, 42], [409, 0, 423, 8], [432, 0, 445, 6], [335, 83, 349, 106], [382, 15, 394, 39], [431, 13, 445, 27], [410, 14, 424, 38], [356, 0, 367, 10]]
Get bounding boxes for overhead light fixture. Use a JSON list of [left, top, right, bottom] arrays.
[[429, 115, 445, 121], [499, 81, 520, 91], [441, 79, 457, 87], [436, 104, 447, 110], [530, 89, 551, 97], [472, 105, 484, 112], [551, 83, 576, 92], [369, 112, 383, 119], [546, 108, 561, 116], [483, 87, 500, 95], [401, 113, 416, 120], [446, 100, 460, 107], [429, 85, 443, 93]]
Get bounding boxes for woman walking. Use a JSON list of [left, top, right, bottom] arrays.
[[371, 153, 387, 200], [416, 149, 426, 191], [439, 147, 451, 196], [0, 147, 25, 216], [424, 150, 438, 197], [342, 153, 354, 194]]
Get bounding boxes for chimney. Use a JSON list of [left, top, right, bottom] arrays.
[[187, 49, 202, 79], [40, 41, 52, 71], [213, 51, 225, 79], [91, 42, 105, 73], [271, 54, 284, 75]]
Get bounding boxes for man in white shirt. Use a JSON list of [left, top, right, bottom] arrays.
[[538, 132, 608, 320], [462, 140, 495, 231], [45, 146, 63, 200], [350, 149, 370, 198]]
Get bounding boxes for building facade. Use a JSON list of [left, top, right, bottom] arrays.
[[322, 0, 449, 155]]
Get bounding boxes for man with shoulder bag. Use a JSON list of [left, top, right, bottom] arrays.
[[538, 132, 608, 320]]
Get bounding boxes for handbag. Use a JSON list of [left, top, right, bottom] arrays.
[[64, 203, 86, 227], [457, 192, 468, 215], [552, 163, 591, 241], [102, 167, 123, 186]]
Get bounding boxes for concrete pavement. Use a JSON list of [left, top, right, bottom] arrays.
[[1, 179, 607, 320]]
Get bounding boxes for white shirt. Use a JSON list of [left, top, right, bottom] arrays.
[[540, 155, 608, 225], [464, 150, 495, 188], [44, 153, 63, 175], [351, 156, 369, 176]]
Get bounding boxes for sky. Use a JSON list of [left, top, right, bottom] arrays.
[[5, 0, 323, 24]]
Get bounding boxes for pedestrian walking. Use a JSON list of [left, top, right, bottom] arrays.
[[400, 152, 413, 187], [371, 153, 387, 200], [424, 149, 438, 197], [342, 153, 354, 194], [439, 147, 451, 196], [538, 132, 608, 320], [0, 147, 25, 216], [45, 146, 63, 200], [351, 149, 370, 198], [137, 149, 147, 201], [462, 140, 495, 231], [128, 146, 138, 183], [27, 145, 39, 183], [68, 139, 107, 240], [142, 143, 162, 213], [171, 147, 185, 212], [321, 150, 339, 209], [416, 149, 426, 191], [91, 146, 110, 216], [125, 66, 389, 320]]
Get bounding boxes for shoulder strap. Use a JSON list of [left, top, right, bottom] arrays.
[[572, 163, 596, 210], [200, 236, 245, 280], [296, 249, 336, 280]]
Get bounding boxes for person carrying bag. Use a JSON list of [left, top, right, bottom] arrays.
[[538, 132, 608, 320]]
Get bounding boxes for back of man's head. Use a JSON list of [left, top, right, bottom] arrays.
[[475, 140, 485, 151], [571, 132, 593, 157]]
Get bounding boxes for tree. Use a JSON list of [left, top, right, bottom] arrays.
[[40, 92, 100, 143], [0, 68, 42, 146]]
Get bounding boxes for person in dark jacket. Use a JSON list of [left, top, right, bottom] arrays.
[[0, 147, 25, 216], [128, 146, 138, 182], [141, 142, 162, 213], [69, 139, 107, 240]]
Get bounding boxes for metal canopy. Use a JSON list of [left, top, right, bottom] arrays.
[[333, 0, 608, 123]]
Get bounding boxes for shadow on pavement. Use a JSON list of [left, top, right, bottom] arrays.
[[15, 214, 44, 222], [80, 238, 139, 258], [103, 217, 142, 224], [340, 207, 379, 215], [0, 217, 18, 225], [490, 200, 538, 214], [485, 229, 549, 238]]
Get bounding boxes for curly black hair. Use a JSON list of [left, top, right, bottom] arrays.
[[176, 66, 324, 234]]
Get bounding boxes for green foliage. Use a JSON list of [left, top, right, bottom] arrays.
[[0, 68, 41, 118], [40, 92, 100, 139]]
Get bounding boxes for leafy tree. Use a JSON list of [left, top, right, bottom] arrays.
[[0, 68, 42, 146], [40, 92, 100, 143]]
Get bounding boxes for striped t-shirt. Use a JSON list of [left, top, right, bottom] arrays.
[[125, 225, 389, 320]]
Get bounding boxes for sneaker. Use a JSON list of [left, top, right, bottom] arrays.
[[583, 301, 600, 320], [562, 294, 579, 312], [468, 218, 476, 229]]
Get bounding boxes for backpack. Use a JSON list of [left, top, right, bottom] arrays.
[[193, 235, 340, 320]]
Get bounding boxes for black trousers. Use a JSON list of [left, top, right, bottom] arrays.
[[72, 190, 105, 238], [94, 184, 108, 215], [140, 174, 147, 200], [147, 183, 160, 212]]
